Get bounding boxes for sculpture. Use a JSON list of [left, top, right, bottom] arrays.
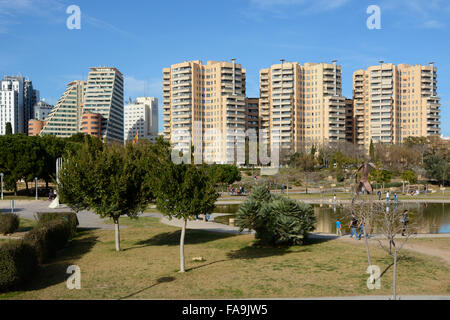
[[356, 162, 377, 194]]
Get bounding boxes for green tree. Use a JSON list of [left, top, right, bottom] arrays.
[[5, 123, 12, 135], [236, 187, 315, 245], [424, 154, 449, 185], [401, 170, 418, 184], [58, 141, 153, 251], [369, 139, 375, 160], [152, 162, 218, 272], [370, 169, 392, 187]]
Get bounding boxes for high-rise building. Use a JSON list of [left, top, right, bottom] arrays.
[[83, 67, 124, 143], [163, 60, 246, 164], [345, 98, 355, 144], [353, 63, 441, 152], [259, 61, 347, 159], [33, 100, 54, 121], [41, 80, 86, 137], [124, 97, 159, 142], [24, 80, 39, 134], [0, 76, 25, 135], [245, 98, 259, 134]]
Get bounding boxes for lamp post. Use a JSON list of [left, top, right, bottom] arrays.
[[0, 173, 3, 200], [35, 177, 38, 200]]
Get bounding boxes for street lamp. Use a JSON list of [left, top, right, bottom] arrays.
[[0, 173, 3, 200]]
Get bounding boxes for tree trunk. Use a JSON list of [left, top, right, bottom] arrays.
[[25, 181, 29, 192], [393, 249, 398, 300], [363, 225, 372, 268], [14, 183, 17, 196], [179, 218, 187, 273], [114, 218, 120, 252]]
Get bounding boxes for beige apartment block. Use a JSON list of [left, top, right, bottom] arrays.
[[163, 60, 247, 164], [353, 63, 441, 152], [259, 61, 347, 159]]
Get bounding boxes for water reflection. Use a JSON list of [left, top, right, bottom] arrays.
[[215, 203, 450, 235]]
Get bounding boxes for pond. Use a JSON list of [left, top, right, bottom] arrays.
[[214, 202, 450, 235]]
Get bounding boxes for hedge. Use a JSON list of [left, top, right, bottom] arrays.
[[35, 212, 79, 236], [0, 241, 38, 292], [24, 220, 73, 264], [0, 213, 20, 235]]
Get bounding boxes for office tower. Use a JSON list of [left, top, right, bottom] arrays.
[[259, 61, 347, 159], [82, 67, 124, 143], [40, 81, 86, 137], [163, 60, 246, 164], [124, 97, 159, 142], [33, 100, 54, 121], [24, 80, 39, 134], [353, 63, 441, 152], [0, 76, 24, 134]]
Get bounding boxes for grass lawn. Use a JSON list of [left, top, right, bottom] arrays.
[[406, 238, 450, 251], [1, 217, 448, 300]]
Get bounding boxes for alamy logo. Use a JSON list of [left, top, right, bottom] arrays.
[[66, 265, 81, 290], [366, 5, 381, 30], [66, 5, 81, 30], [366, 265, 381, 290]]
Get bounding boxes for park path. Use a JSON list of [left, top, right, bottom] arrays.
[[338, 236, 450, 267]]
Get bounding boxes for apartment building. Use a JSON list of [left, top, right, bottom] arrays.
[[124, 97, 159, 142], [40, 80, 86, 137], [163, 60, 247, 164], [345, 98, 355, 144], [259, 61, 347, 159], [353, 63, 441, 152], [83, 67, 124, 143], [246, 97, 259, 134]]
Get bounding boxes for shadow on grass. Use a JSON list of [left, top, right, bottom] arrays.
[[129, 229, 236, 249], [118, 276, 176, 300], [22, 235, 98, 292]]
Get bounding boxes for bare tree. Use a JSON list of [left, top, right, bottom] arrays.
[[372, 203, 422, 300]]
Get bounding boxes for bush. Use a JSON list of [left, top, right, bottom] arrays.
[[35, 212, 79, 236], [0, 213, 20, 235], [236, 187, 316, 246], [24, 220, 73, 264], [0, 241, 38, 292]]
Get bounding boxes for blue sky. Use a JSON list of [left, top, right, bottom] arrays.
[[0, 0, 449, 135]]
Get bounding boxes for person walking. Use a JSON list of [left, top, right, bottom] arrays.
[[394, 192, 398, 203], [349, 216, 359, 239], [358, 221, 369, 240], [336, 219, 342, 236], [377, 191, 381, 201], [386, 191, 390, 203], [333, 194, 337, 204], [401, 210, 409, 236]]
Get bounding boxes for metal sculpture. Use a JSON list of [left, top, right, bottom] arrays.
[[356, 162, 377, 194]]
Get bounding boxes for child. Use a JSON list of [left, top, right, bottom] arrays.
[[336, 219, 342, 236]]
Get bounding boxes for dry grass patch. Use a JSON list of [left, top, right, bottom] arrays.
[[1, 217, 448, 300]]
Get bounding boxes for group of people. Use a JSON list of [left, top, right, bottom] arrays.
[[377, 190, 398, 202], [231, 186, 246, 196], [335, 210, 409, 238]]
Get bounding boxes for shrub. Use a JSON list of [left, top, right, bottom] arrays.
[[0, 213, 20, 235], [235, 187, 316, 246], [35, 212, 79, 236], [0, 241, 38, 292], [24, 220, 73, 264]]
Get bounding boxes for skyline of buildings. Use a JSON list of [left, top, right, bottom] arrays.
[[0, 60, 444, 161]]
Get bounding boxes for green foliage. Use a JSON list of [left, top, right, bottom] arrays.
[[0, 213, 20, 235], [424, 154, 449, 185], [206, 164, 242, 186], [24, 220, 72, 264], [370, 169, 392, 185], [401, 170, 418, 184], [235, 187, 315, 246], [153, 163, 219, 221], [36, 212, 79, 237], [5, 123, 12, 135], [0, 241, 37, 292], [289, 152, 315, 171]]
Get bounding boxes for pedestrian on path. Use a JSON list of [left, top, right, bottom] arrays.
[[349, 215, 359, 239], [358, 221, 369, 240], [377, 191, 381, 201], [336, 219, 342, 236], [401, 210, 409, 236]]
